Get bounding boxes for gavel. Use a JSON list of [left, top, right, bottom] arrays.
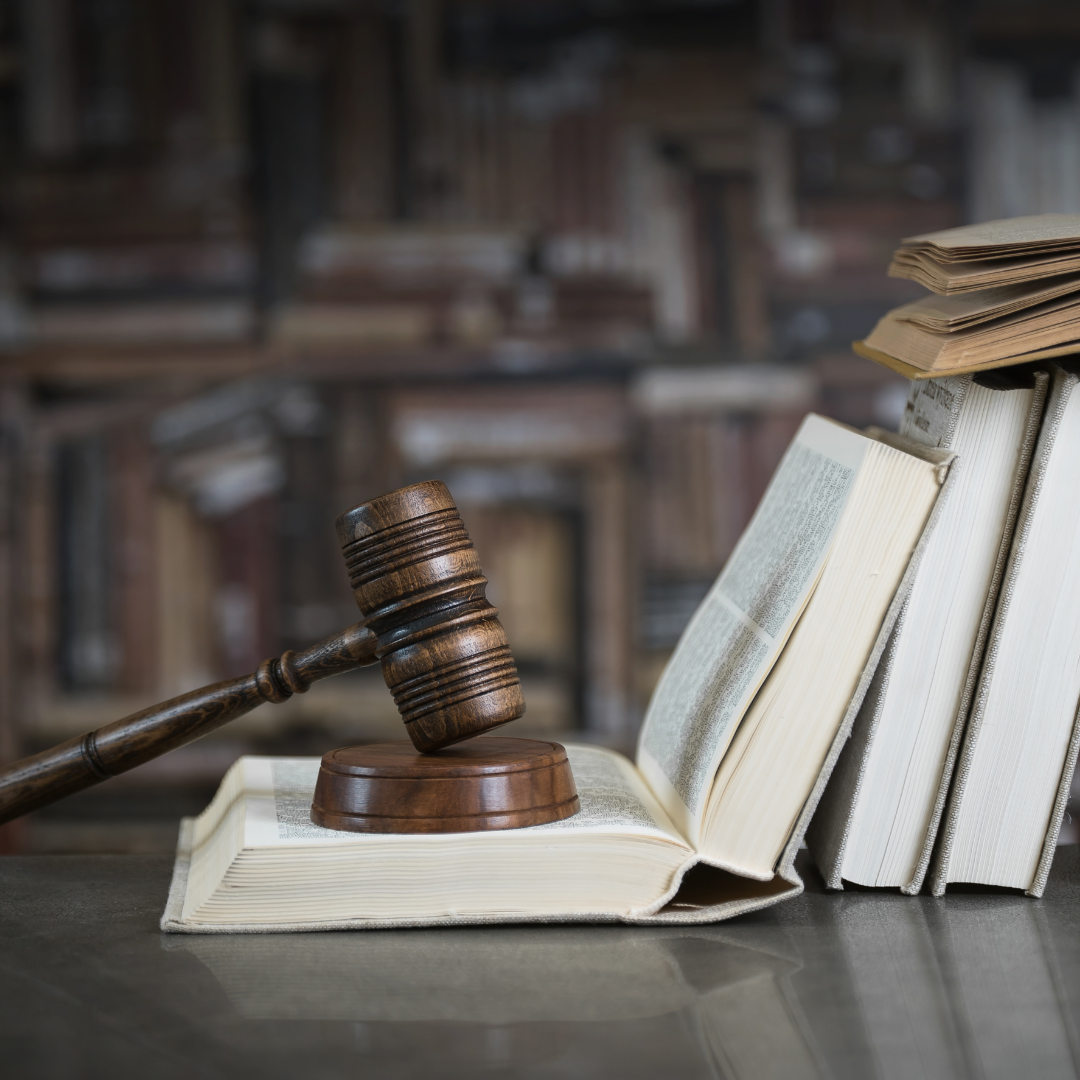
[[0, 481, 536, 826]]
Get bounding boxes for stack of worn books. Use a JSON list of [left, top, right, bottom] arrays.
[[817, 215, 1080, 898], [856, 214, 1080, 378]]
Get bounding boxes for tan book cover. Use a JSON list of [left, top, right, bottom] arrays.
[[891, 277, 1080, 332], [853, 337, 1080, 381]]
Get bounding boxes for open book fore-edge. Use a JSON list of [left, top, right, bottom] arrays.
[[159, 465, 951, 932]]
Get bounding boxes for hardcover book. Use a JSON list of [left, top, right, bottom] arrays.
[[809, 369, 1047, 893], [930, 363, 1080, 896]]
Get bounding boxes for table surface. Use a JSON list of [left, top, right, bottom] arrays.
[[3, 849, 1080, 1080]]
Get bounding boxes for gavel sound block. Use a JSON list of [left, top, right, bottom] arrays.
[[314, 480, 578, 833], [0, 480, 579, 834]]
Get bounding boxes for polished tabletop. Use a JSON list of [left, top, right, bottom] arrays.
[[3, 848, 1080, 1079]]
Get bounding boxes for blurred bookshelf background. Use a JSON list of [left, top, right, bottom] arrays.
[[1, 0, 1079, 853]]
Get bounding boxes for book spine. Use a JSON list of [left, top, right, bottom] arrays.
[[154, 492, 217, 697], [0, 388, 22, 775], [929, 366, 1076, 895], [333, 12, 393, 222], [213, 498, 280, 681], [21, 0, 78, 158], [899, 375, 969, 448], [58, 435, 114, 689]]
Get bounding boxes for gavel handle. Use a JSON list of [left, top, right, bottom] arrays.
[[0, 623, 378, 825]]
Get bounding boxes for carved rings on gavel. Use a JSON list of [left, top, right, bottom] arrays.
[[336, 481, 526, 753], [254, 651, 311, 704]]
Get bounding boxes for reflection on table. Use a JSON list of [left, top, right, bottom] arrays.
[[166, 857, 1080, 1080], [4, 849, 1080, 1079]]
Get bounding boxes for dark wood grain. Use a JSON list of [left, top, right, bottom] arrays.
[[0, 623, 378, 825], [338, 480, 526, 752], [310, 737, 580, 832]]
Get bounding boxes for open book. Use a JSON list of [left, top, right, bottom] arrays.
[[888, 214, 1080, 294], [162, 415, 946, 931]]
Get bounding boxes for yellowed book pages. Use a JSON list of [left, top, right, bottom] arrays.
[[889, 215, 1080, 293], [853, 338, 1080, 380], [891, 276, 1080, 331], [889, 249, 1080, 294], [864, 292, 1080, 373], [899, 213, 1080, 259]]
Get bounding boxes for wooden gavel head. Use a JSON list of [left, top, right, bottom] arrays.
[[336, 480, 526, 753]]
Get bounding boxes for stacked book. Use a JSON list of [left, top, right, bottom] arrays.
[[164, 217, 1080, 930], [816, 215, 1080, 896], [856, 213, 1080, 378]]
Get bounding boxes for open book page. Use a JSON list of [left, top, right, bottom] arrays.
[[889, 250, 1080, 295], [892, 277, 1080, 332], [235, 745, 691, 850], [902, 213, 1080, 253], [636, 415, 870, 846]]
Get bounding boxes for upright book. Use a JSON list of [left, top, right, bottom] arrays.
[[163, 415, 945, 930], [930, 362, 1080, 896], [809, 369, 1047, 892]]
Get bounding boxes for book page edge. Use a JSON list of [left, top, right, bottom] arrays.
[[929, 365, 1076, 895], [797, 460, 948, 892], [905, 371, 1049, 894], [854, 339, 1080, 380], [160, 817, 195, 932], [1028, 701, 1080, 898]]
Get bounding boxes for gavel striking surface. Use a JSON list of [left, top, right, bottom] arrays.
[[310, 737, 580, 833]]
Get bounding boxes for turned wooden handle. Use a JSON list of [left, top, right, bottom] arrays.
[[0, 623, 378, 825]]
